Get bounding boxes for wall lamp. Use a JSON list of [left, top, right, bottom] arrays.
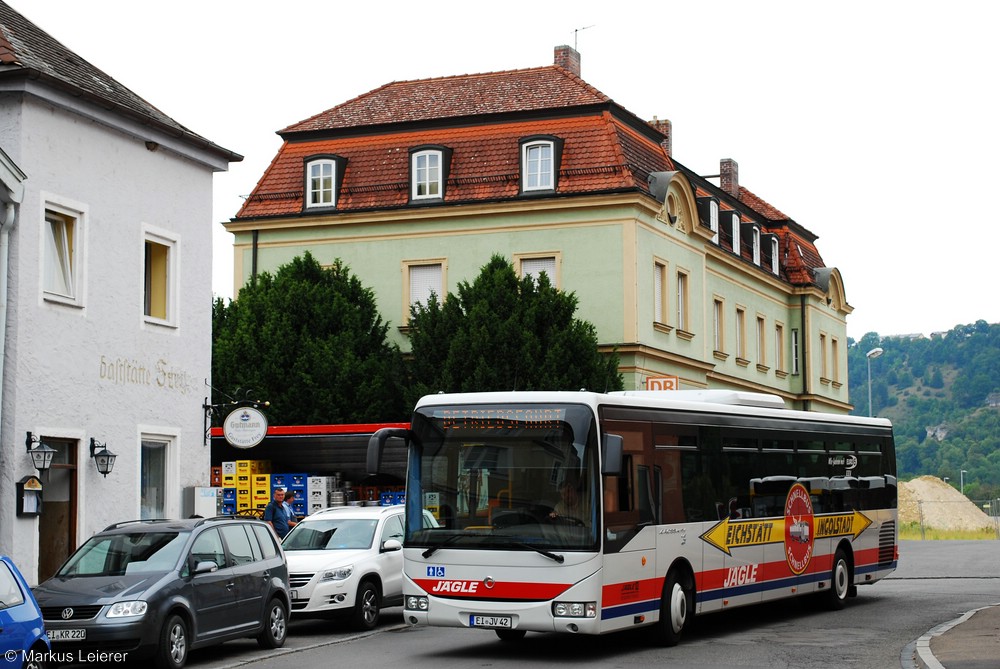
[[89, 438, 117, 478], [25, 432, 57, 474]]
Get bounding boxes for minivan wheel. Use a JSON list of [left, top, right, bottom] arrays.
[[351, 580, 381, 631], [155, 614, 188, 669], [256, 597, 288, 649]]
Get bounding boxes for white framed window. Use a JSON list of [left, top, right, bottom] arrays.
[[676, 271, 689, 331], [403, 259, 446, 324], [140, 438, 168, 519], [832, 337, 840, 383], [143, 227, 178, 326], [736, 307, 747, 359], [791, 328, 800, 374], [770, 236, 780, 275], [709, 201, 719, 244], [522, 141, 554, 191], [519, 255, 558, 286], [306, 159, 336, 208], [819, 333, 829, 379], [654, 260, 667, 323], [756, 315, 766, 365], [731, 213, 741, 255], [412, 150, 442, 200], [775, 323, 785, 371], [42, 199, 86, 307], [713, 298, 724, 352], [752, 227, 761, 265]]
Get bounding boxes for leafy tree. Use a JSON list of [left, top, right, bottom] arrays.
[[212, 252, 406, 424], [406, 254, 623, 405]]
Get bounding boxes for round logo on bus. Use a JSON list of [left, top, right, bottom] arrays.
[[783, 483, 814, 575]]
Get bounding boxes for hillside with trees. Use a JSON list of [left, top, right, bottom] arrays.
[[848, 321, 1000, 501]]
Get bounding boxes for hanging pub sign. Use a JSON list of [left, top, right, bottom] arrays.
[[223, 406, 268, 449]]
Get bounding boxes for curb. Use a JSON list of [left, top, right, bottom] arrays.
[[912, 604, 995, 669]]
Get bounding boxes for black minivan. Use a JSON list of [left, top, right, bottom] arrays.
[[33, 517, 290, 668]]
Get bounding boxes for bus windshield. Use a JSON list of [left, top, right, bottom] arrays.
[[406, 403, 599, 552]]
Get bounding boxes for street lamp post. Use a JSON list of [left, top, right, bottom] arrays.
[[866, 347, 884, 417], [961, 469, 968, 495]]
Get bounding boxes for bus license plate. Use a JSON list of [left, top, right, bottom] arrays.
[[470, 615, 512, 628], [50, 629, 86, 640]]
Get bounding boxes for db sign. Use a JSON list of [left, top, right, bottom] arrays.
[[646, 375, 679, 391]]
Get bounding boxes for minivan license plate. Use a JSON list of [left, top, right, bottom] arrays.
[[49, 629, 86, 640], [470, 615, 512, 628]]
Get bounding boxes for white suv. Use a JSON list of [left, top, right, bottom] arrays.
[[282, 504, 434, 630]]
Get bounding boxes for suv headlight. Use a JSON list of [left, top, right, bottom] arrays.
[[319, 565, 354, 582], [107, 601, 148, 618]]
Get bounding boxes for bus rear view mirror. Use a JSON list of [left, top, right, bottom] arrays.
[[367, 427, 410, 475], [601, 433, 623, 476]]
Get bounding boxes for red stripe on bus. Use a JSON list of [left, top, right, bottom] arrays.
[[602, 577, 665, 607], [414, 578, 571, 600]]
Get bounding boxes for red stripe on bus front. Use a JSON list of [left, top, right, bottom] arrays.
[[413, 578, 571, 600]]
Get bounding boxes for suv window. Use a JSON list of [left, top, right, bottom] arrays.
[[190, 528, 226, 569], [253, 524, 279, 559], [220, 525, 255, 566], [58, 532, 188, 577], [380, 515, 404, 546], [243, 526, 263, 562]]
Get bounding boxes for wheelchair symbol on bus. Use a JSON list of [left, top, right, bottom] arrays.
[[427, 566, 445, 577]]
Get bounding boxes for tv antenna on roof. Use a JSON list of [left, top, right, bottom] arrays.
[[574, 25, 595, 50]]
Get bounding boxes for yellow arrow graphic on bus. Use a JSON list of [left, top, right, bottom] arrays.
[[700, 519, 782, 556], [699, 511, 873, 556], [813, 510, 872, 540]]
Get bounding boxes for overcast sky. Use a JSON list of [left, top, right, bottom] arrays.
[[14, 0, 999, 340]]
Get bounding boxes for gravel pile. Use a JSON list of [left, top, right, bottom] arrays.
[[898, 475, 996, 531]]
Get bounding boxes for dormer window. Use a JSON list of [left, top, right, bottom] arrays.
[[752, 226, 761, 265], [520, 136, 564, 193], [410, 146, 453, 202], [769, 236, 780, 275], [696, 196, 720, 244], [710, 201, 719, 244], [730, 213, 741, 255], [304, 155, 347, 210]]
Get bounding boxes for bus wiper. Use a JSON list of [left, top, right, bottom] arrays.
[[421, 533, 467, 558], [509, 541, 565, 563]]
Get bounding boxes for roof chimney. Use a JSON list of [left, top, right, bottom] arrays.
[[720, 158, 739, 197], [554, 45, 581, 77], [649, 116, 672, 156]]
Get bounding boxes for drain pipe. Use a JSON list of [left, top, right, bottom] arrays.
[[799, 295, 809, 411], [0, 202, 15, 431]]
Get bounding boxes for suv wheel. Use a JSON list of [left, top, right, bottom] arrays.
[[256, 597, 288, 649], [155, 614, 188, 669], [351, 580, 381, 631]]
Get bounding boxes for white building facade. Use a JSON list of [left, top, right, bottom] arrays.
[[0, 2, 239, 582]]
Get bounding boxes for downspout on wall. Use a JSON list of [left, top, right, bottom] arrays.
[[800, 295, 809, 411]]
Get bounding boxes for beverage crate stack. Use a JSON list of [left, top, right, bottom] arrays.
[[271, 473, 308, 519], [307, 476, 332, 515], [219, 460, 271, 515]]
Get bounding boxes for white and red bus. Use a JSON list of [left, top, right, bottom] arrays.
[[367, 390, 897, 644]]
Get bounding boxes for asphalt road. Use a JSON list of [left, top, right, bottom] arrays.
[[62, 540, 1000, 669]]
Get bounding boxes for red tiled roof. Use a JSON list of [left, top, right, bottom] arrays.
[[738, 186, 790, 221], [281, 66, 611, 134], [238, 113, 670, 218]]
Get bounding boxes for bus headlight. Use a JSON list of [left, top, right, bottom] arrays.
[[405, 595, 429, 611], [552, 601, 597, 618]]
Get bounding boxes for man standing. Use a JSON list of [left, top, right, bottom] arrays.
[[263, 487, 290, 539], [282, 489, 299, 530]]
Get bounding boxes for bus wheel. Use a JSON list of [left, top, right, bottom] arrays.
[[824, 548, 851, 611], [495, 629, 526, 642], [651, 568, 691, 646]]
